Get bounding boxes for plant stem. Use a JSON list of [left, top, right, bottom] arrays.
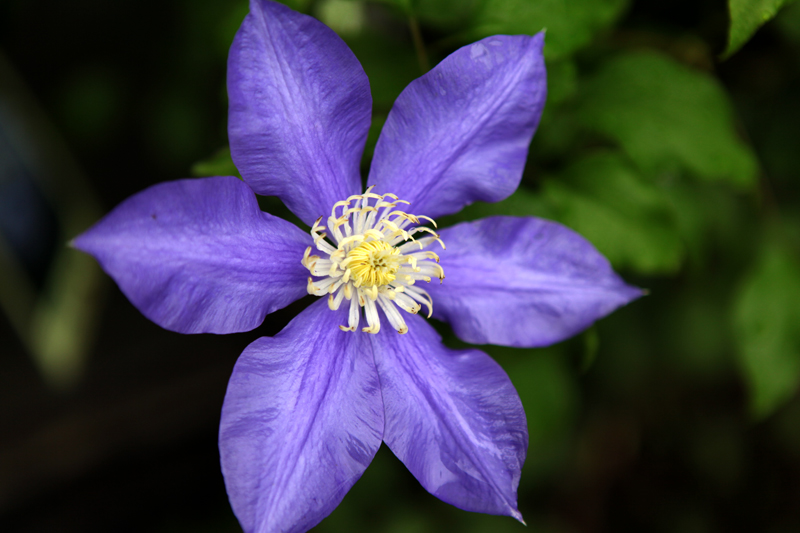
[[409, 15, 430, 73]]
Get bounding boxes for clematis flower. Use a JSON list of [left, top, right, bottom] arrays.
[[72, 1, 641, 532]]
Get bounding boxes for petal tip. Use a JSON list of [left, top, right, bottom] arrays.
[[533, 29, 546, 47], [625, 283, 648, 303], [505, 504, 525, 525]]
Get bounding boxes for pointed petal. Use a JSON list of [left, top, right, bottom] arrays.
[[228, 0, 371, 225], [369, 33, 546, 219], [429, 216, 643, 347], [371, 315, 527, 521], [219, 299, 384, 533], [72, 176, 309, 334]]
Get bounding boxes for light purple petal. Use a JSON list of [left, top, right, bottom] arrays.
[[369, 33, 546, 219], [228, 0, 371, 226], [429, 216, 643, 347], [219, 299, 384, 533], [371, 314, 527, 521], [72, 176, 309, 334]]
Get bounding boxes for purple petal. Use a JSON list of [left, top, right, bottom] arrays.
[[219, 299, 384, 533], [371, 314, 527, 521], [369, 33, 546, 219], [429, 216, 643, 347], [72, 176, 309, 334], [228, 0, 371, 226]]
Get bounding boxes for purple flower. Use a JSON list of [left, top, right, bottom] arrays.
[[72, 1, 641, 531]]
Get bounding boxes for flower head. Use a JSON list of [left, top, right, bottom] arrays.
[[72, 1, 641, 532], [303, 186, 444, 334]]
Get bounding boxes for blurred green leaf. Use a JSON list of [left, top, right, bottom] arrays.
[[733, 241, 800, 419], [542, 152, 685, 275], [725, 0, 797, 58], [437, 185, 555, 227], [581, 326, 600, 372], [577, 51, 759, 189], [275, 0, 313, 12], [468, 0, 629, 60], [191, 146, 239, 177], [661, 181, 748, 268], [414, 0, 481, 29], [776, 0, 800, 43], [368, 0, 412, 11], [317, 0, 366, 36], [530, 59, 579, 159], [357, 0, 480, 28], [345, 32, 419, 109], [546, 59, 578, 106], [441, 152, 684, 275], [487, 345, 577, 484], [214, 0, 249, 57], [364, 114, 387, 163]]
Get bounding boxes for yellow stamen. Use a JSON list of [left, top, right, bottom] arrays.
[[346, 240, 401, 288]]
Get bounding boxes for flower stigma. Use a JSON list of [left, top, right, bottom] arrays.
[[302, 186, 445, 334]]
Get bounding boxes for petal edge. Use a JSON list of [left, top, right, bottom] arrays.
[[429, 215, 643, 347], [228, 0, 372, 225], [73, 176, 310, 334], [220, 299, 384, 533], [372, 314, 527, 521], [370, 33, 547, 219]]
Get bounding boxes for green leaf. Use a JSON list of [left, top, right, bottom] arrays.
[[725, 0, 797, 58], [275, 0, 313, 12], [733, 241, 800, 419], [363, 113, 387, 163], [440, 152, 684, 275], [368, 0, 411, 10], [545, 59, 578, 107], [437, 187, 552, 221], [317, 0, 366, 36], [191, 146, 239, 178], [437, 185, 554, 228], [577, 51, 759, 189], [414, 0, 482, 29], [776, 0, 800, 43], [541, 152, 684, 275], [344, 32, 419, 109], [468, 0, 629, 60]]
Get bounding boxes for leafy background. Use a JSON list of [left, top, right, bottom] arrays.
[[1, 0, 800, 531]]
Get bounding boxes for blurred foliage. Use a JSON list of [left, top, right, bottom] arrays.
[[467, 0, 629, 60], [733, 239, 800, 419], [725, 0, 797, 57], [776, 0, 800, 42], [192, 146, 240, 178], [575, 51, 759, 188], [542, 152, 685, 275]]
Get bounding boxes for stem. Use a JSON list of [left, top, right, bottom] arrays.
[[408, 15, 430, 74]]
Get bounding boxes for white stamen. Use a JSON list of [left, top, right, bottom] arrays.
[[302, 186, 444, 334]]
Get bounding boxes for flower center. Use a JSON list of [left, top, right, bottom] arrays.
[[302, 186, 444, 334], [345, 241, 401, 287]]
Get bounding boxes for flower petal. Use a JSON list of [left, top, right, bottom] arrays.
[[228, 0, 371, 225], [369, 33, 546, 219], [72, 176, 309, 334], [429, 216, 643, 347], [219, 299, 384, 533], [371, 314, 527, 521]]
